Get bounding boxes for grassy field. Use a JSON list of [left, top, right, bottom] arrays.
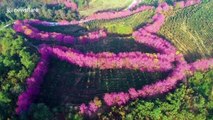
[[159, 1, 213, 61], [78, 0, 133, 16], [84, 9, 155, 34]]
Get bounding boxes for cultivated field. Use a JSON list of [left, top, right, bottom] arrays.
[[159, 1, 213, 61]]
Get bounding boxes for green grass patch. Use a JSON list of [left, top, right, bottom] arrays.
[[105, 24, 133, 35]]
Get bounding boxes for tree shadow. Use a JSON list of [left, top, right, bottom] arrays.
[[31, 24, 88, 37], [72, 36, 158, 54]]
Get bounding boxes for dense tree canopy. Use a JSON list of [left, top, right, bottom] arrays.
[[0, 27, 38, 119]]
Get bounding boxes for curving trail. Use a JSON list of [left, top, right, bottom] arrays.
[[13, 1, 212, 116], [13, 20, 107, 44]]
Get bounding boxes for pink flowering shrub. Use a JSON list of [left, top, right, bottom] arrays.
[[78, 30, 107, 43], [128, 88, 139, 99], [190, 58, 213, 72], [184, 0, 201, 7], [62, 0, 78, 10], [144, 13, 165, 33], [79, 102, 99, 116], [103, 92, 129, 106], [156, 2, 170, 12]]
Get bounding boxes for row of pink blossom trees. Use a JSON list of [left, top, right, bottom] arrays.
[[14, 1, 212, 116], [15, 50, 50, 114], [13, 20, 107, 44]]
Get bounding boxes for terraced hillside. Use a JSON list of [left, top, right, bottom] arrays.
[[159, 1, 213, 61], [0, 0, 212, 120]]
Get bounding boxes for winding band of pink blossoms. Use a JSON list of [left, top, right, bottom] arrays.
[[13, 0, 212, 116]]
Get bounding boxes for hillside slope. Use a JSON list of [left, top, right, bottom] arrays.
[[159, 1, 213, 61]]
